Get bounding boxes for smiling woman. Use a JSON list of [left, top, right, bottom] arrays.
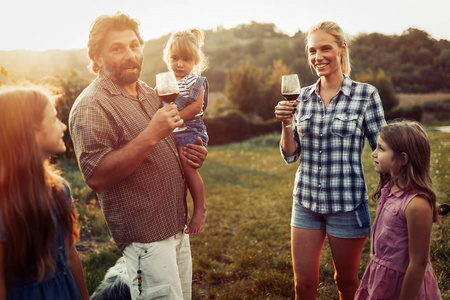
[[274, 21, 387, 299], [307, 30, 349, 77]]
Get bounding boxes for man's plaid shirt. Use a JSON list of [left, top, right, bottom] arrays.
[[281, 75, 386, 214], [69, 74, 187, 251]]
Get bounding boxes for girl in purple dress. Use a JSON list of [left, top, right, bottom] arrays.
[[355, 120, 443, 300]]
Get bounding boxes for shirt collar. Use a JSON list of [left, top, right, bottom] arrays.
[[98, 72, 144, 100], [382, 180, 407, 198], [340, 74, 353, 98], [307, 74, 351, 99], [178, 72, 196, 83]]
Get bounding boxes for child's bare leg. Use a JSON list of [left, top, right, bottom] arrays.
[[179, 147, 206, 235]]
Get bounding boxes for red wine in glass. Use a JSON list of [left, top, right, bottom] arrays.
[[159, 93, 179, 103], [156, 71, 186, 132], [282, 93, 299, 101], [281, 74, 301, 128]]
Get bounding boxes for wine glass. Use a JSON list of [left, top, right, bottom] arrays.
[[156, 72, 186, 132], [281, 74, 301, 128]]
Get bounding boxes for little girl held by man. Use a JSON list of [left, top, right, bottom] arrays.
[[356, 119, 447, 300], [162, 28, 209, 235]]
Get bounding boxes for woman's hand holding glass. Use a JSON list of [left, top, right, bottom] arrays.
[[275, 100, 297, 127], [276, 74, 300, 128]]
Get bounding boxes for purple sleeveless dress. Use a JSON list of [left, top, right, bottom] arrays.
[[355, 181, 441, 300]]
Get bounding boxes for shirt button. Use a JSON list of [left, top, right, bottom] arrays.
[[320, 133, 323, 137], [319, 167, 322, 170], [319, 150, 322, 153], [318, 184, 321, 188]]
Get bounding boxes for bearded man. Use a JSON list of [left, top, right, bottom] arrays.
[[69, 12, 207, 300]]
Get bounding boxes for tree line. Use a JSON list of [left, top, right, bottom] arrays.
[[1, 21, 449, 93], [1, 21, 448, 153]]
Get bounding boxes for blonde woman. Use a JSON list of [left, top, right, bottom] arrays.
[[275, 21, 386, 299]]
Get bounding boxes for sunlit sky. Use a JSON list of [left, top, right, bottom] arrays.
[[1, 0, 449, 51]]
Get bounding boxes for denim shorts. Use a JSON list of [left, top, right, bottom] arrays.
[[290, 200, 371, 238], [173, 120, 208, 148]]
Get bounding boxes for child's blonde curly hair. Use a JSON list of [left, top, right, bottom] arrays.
[[163, 28, 208, 75]]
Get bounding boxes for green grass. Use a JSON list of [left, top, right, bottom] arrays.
[[71, 131, 450, 299], [80, 247, 122, 293]]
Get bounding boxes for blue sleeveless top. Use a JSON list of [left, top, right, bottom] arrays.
[[2, 183, 82, 300]]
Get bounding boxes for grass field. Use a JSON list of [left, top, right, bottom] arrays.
[[66, 131, 450, 299]]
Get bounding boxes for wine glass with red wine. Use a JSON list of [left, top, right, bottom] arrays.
[[156, 72, 186, 131], [281, 74, 301, 128]]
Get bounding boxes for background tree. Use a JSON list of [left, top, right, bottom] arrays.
[[355, 68, 399, 113], [2, 23, 449, 93], [436, 46, 450, 82], [225, 61, 265, 118], [258, 59, 292, 120], [224, 59, 293, 121], [53, 70, 90, 160]]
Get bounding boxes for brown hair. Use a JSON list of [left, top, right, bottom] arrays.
[[372, 119, 439, 223], [306, 21, 351, 76], [0, 86, 77, 281], [163, 28, 208, 75], [87, 11, 144, 74]]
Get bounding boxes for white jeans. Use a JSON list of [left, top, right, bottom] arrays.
[[123, 232, 192, 299]]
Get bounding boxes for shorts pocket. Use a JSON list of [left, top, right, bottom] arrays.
[[332, 113, 358, 137]]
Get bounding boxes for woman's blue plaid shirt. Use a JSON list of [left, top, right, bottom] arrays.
[[281, 75, 387, 214]]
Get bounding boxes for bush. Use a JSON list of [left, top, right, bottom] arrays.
[[355, 69, 399, 113], [54, 70, 90, 160], [205, 111, 281, 145], [385, 105, 423, 121], [224, 60, 292, 121], [423, 99, 450, 121]]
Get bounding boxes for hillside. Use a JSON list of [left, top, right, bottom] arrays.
[[1, 22, 450, 93]]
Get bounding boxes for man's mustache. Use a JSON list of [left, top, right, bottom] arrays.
[[122, 61, 141, 69]]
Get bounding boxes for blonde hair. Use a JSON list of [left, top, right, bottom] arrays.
[[87, 12, 144, 74], [306, 21, 351, 76], [163, 28, 208, 75]]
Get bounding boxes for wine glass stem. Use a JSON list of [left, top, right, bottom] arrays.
[[286, 100, 297, 128]]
